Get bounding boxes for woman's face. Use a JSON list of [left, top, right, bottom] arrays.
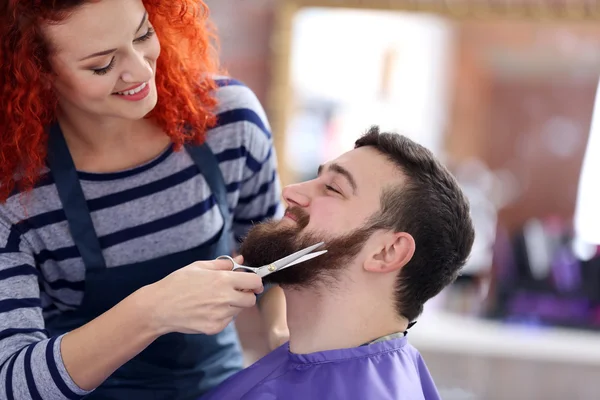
[[43, 0, 161, 121]]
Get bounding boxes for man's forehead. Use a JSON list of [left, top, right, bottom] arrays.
[[333, 147, 393, 171], [328, 147, 403, 187]]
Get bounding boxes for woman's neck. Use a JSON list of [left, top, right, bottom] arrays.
[[56, 110, 170, 174]]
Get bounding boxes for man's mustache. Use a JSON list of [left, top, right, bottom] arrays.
[[284, 207, 309, 228]]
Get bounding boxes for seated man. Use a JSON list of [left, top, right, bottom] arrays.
[[202, 126, 475, 400]]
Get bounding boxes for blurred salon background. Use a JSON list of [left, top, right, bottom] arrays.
[[207, 1, 600, 398]]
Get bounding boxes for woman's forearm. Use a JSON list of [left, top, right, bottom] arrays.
[[60, 287, 160, 391]]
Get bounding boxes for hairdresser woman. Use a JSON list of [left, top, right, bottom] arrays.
[[0, 1, 288, 399]]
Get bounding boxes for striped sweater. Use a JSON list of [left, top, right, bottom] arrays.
[[0, 78, 283, 399]]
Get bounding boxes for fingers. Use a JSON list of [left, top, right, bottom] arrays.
[[229, 271, 264, 294], [187, 260, 263, 294], [197, 259, 235, 271], [229, 291, 258, 308], [202, 316, 235, 336], [192, 256, 244, 271]]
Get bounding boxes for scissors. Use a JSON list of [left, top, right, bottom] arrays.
[[217, 242, 327, 278]]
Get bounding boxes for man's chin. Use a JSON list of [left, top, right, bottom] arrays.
[[263, 276, 315, 289], [240, 214, 373, 289], [273, 283, 309, 294]]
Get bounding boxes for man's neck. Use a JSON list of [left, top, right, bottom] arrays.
[[283, 283, 408, 354]]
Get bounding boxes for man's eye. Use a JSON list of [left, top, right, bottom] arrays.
[[325, 185, 341, 194]]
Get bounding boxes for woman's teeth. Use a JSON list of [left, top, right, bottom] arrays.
[[115, 82, 147, 96]]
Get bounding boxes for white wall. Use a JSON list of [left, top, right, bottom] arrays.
[[289, 8, 455, 158], [574, 77, 600, 250]]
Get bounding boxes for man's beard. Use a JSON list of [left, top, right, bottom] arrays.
[[238, 208, 375, 288]]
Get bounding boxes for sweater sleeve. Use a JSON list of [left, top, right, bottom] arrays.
[[218, 80, 284, 243], [0, 220, 92, 400]]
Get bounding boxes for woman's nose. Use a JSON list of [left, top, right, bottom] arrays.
[[120, 52, 153, 84]]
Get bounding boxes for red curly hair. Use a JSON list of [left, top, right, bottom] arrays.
[[0, 0, 220, 202]]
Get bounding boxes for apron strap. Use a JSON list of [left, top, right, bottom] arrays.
[[47, 124, 107, 272], [46, 122, 230, 273], [184, 143, 231, 235]]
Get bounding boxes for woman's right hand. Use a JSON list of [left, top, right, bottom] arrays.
[[141, 256, 263, 336]]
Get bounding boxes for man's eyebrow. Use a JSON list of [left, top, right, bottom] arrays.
[[317, 163, 357, 194], [78, 11, 148, 62]]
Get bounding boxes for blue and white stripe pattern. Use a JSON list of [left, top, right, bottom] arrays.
[[0, 77, 283, 399]]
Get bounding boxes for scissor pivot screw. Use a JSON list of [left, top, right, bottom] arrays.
[[268, 264, 276, 271]]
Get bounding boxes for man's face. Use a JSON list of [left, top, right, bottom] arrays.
[[239, 146, 402, 287]]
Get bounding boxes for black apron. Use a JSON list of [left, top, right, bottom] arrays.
[[45, 123, 244, 400]]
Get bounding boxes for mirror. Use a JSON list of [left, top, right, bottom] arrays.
[[266, 3, 600, 397], [268, 0, 600, 274], [269, 0, 600, 186]]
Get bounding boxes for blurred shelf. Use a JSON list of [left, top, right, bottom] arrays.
[[410, 308, 600, 366]]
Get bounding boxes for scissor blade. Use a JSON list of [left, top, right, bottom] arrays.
[[271, 242, 325, 270], [280, 250, 327, 269]]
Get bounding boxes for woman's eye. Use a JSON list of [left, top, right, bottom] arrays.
[[90, 26, 154, 76], [92, 57, 115, 75], [134, 26, 155, 43]]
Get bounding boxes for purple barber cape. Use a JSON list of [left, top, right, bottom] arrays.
[[199, 336, 441, 400]]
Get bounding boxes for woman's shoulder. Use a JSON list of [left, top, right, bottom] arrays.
[[212, 76, 266, 114], [205, 76, 273, 154], [211, 76, 271, 134]]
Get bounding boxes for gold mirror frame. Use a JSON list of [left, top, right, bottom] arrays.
[[267, 0, 600, 186]]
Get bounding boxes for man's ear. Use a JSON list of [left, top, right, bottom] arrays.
[[363, 232, 415, 274]]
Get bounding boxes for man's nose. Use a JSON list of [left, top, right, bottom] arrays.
[[282, 182, 310, 209]]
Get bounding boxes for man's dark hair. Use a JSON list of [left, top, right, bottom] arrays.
[[355, 125, 475, 322]]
